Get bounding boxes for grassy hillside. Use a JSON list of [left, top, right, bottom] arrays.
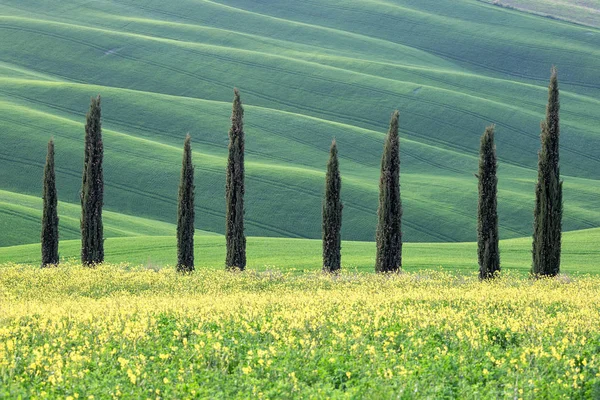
[[0, 0, 599, 246], [0, 190, 217, 247], [1, 228, 598, 275], [481, 0, 600, 28]]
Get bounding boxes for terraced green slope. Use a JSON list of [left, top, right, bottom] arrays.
[[0, 0, 598, 246]]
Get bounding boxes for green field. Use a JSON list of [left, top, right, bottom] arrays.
[[0, 0, 599, 248], [1, 228, 598, 275]]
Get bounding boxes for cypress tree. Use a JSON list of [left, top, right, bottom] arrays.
[[41, 138, 59, 268], [477, 125, 500, 280], [532, 67, 563, 277], [177, 134, 195, 273], [81, 95, 104, 266], [375, 111, 402, 273], [322, 139, 343, 273], [225, 88, 246, 271]]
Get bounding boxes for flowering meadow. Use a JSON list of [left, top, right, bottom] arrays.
[[1, 263, 599, 399]]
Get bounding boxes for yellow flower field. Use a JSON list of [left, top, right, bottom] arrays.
[[1, 263, 599, 398]]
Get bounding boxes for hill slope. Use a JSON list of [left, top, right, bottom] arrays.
[[0, 0, 599, 245]]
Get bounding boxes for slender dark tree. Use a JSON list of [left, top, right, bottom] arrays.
[[41, 138, 59, 268], [532, 67, 563, 277], [225, 88, 246, 270], [477, 125, 500, 280], [375, 111, 402, 273], [81, 95, 104, 266], [322, 139, 343, 273], [177, 134, 195, 273]]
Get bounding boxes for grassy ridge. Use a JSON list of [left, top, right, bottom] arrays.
[[0, 0, 598, 245], [0, 228, 598, 274]]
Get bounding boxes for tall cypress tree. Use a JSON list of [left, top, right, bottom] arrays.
[[477, 125, 500, 280], [322, 139, 343, 273], [41, 138, 59, 268], [81, 95, 104, 266], [532, 67, 563, 277], [375, 111, 402, 273], [177, 134, 195, 273], [225, 88, 246, 271]]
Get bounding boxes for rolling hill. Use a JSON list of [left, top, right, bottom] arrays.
[[0, 0, 599, 248]]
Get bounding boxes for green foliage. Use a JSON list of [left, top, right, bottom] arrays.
[[80, 95, 104, 266], [532, 68, 563, 277], [41, 138, 59, 267], [225, 89, 247, 270], [477, 125, 500, 279], [177, 134, 194, 272], [376, 111, 402, 273], [322, 139, 343, 273]]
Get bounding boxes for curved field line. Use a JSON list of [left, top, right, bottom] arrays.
[[0, 79, 587, 180], [129, 1, 451, 67], [0, 206, 78, 237], [307, 0, 600, 56], [3, 20, 598, 168], [202, 0, 600, 87], [0, 82, 474, 176], [0, 147, 302, 238], [0, 113, 455, 242]]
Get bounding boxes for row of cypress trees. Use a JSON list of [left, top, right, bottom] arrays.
[[42, 96, 105, 268], [39, 69, 562, 277], [40, 90, 248, 271], [322, 109, 403, 274], [324, 68, 562, 279], [176, 89, 247, 272], [477, 67, 562, 279]]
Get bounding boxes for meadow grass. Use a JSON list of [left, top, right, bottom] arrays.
[[0, 228, 598, 275], [1, 264, 599, 398]]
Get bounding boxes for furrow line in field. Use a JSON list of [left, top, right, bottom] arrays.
[[0, 89, 304, 166], [0, 146, 313, 239], [0, 206, 80, 237], [8, 20, 595, 169]]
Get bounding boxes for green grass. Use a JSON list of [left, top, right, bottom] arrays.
[[1, 228, 598, 275], [0, 0, 598, 247]]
